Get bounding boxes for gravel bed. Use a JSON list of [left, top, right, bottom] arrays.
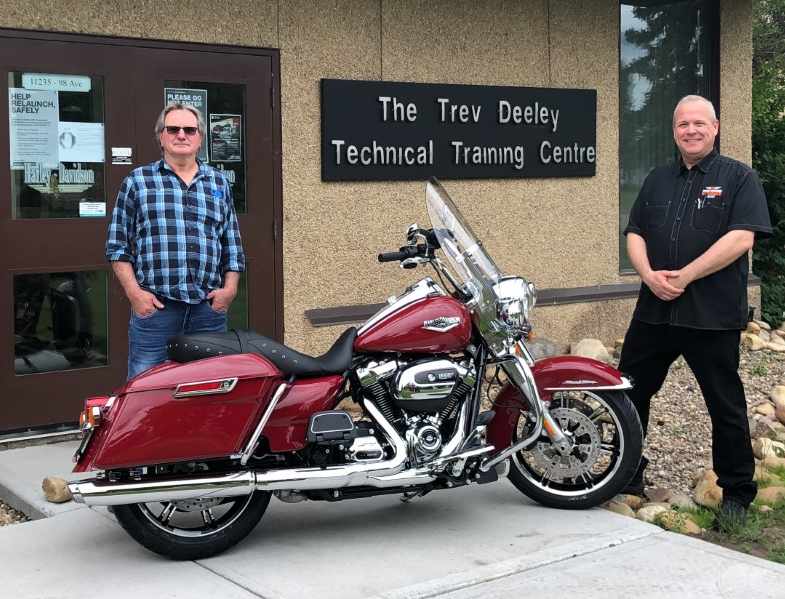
[[639, 346, 785, 495], [0, 500, 29, 527]]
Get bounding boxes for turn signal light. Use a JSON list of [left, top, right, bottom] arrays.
[[79, 396, 110, 431]]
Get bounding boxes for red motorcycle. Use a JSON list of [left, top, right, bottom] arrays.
[[68, 178, 643, 560]]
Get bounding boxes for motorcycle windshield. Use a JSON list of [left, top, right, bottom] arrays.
[[425, 177, 503, 294]]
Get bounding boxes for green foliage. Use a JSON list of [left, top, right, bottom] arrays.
[[751, 350, 772, 376], [752, 1, 785, 327]]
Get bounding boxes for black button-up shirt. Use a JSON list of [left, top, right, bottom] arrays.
[[625, 150, 772, 330]]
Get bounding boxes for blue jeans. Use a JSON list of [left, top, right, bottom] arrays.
[[127, 299, 227, 380]]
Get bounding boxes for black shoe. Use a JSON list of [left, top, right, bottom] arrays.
[[620, 474, 644, 496], [713, 499, 748, 532], [620, 456, 648, 496]]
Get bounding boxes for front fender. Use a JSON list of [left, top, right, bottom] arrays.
[[531, 356, 631, 392], [486, 356, 631, 455]]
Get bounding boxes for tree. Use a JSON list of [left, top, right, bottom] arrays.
[[752, 0, 785, 327]]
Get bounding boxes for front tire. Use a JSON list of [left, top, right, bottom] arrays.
[[113, 491, 272, 560], [507, 390, 642, 509]]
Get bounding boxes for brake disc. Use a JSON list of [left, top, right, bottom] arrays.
[[530, 407, 602, 477], [172, 497, 223, 512]]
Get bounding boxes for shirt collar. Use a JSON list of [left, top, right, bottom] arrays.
[[678, 149, 718, 176], [156, 157, 206, 177]]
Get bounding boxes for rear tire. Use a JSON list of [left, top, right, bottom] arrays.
[[507, 390, 642, 509], [113, 491, 271, 560]]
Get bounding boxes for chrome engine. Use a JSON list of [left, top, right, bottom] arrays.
[[355, 357, 476, 466]]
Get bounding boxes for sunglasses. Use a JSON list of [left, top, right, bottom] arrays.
[[164, 125, 199, 136]]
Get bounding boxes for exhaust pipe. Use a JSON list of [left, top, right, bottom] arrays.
[[69, 399, 437, 507], [69, 471, 257, 506]]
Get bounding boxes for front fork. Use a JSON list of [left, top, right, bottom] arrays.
[[480, 341, 570, 472]]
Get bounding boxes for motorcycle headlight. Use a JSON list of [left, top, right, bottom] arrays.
[[492, 276, 536, 333]]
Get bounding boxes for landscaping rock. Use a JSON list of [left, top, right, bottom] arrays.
[[570, 338, 610, 364], [772, 385, 785, 409], [693, 471, 722, 508], [602, 499, 635, 518], [756, 486, 785, 503], [41, 476, 72, 503]]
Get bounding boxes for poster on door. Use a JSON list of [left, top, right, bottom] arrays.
[[9, 88, 59, 169], [58, 122, 105, 163], [209, 114, 242, 162], [164, 87, 209, 163]]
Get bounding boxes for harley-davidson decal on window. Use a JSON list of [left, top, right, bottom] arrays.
[[422, 316, 462, 332]]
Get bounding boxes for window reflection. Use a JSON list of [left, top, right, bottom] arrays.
[[619, 1, 712, 271], [227, 270, 248, 331], [14, 271, 108, 375], [8, 72, 106, 219]]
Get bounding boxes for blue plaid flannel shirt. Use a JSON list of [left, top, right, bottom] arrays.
[[106, 159, 245, 304]]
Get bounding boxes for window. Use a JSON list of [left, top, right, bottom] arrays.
[[619, 1, 716, 271], [9, 72, 106, 219], [14, 271, 108, 375], [164, 80, 247, 214]]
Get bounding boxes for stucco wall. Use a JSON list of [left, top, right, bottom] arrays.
[[0, 0, 755, 355]]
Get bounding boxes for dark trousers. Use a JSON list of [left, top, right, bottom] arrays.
[[618, 319, 757, 506]]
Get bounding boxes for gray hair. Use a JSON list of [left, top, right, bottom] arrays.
[[155, 102, 207, 137], [673, 95, 717, 125]]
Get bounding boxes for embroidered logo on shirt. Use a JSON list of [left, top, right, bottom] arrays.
[[698, 186, 722, 209], [701, 186, 722, 197], [214, 189, 224, 199]]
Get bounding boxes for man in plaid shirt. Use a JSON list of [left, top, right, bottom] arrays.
[[106, 103, 245, 380]]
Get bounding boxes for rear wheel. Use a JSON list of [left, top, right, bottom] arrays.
[[113, 491, 271, 560], [507, 390, 642, 509]]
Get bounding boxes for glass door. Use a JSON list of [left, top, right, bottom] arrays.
[[133, 47, 280, 337], [1, 31, 281, 435]]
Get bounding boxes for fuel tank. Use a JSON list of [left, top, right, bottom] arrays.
[[354, 295, 471, 354]]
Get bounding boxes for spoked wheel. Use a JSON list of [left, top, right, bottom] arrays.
[[507, 390, 642, 509], [113, 491, 272, 560]]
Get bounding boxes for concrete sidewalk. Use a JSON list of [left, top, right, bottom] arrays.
[[1, 440, 784, 598]]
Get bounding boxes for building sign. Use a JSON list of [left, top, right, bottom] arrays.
[[321, 79, 597, 181]]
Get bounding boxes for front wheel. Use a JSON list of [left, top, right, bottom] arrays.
[[113, 491, 272, 560], [507, 390, 642, 509]]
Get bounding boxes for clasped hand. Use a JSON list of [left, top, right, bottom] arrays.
[[646, 269, 691, 301]]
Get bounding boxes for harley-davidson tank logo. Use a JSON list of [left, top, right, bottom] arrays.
[[423, 316, 462, 332]]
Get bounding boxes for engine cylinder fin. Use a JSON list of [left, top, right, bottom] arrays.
[[438, 380, 471, 423], [366, 382, 401, 425]]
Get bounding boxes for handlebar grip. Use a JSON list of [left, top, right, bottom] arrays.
[[378, 246, 420, 263], [378, 250, 409, 263]]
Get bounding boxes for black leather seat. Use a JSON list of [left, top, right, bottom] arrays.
[[166, 327, 357, 378]]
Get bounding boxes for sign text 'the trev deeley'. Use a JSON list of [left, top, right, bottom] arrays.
[[321, 79, 597, 181]]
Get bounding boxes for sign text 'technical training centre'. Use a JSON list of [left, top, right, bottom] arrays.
[[321, 79, 597, 181]]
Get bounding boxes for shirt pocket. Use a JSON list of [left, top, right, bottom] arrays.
[[690, 197, 725, 233], [201, 190, 226, 230], [645, 200, 671, 230]]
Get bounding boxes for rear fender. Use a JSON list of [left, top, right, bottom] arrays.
[[486, 356, 630, 455]]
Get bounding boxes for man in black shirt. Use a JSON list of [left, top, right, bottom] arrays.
[[619, 95, 772, 530]]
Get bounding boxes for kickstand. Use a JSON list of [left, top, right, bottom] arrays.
[[400, 484, 435, 502]]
